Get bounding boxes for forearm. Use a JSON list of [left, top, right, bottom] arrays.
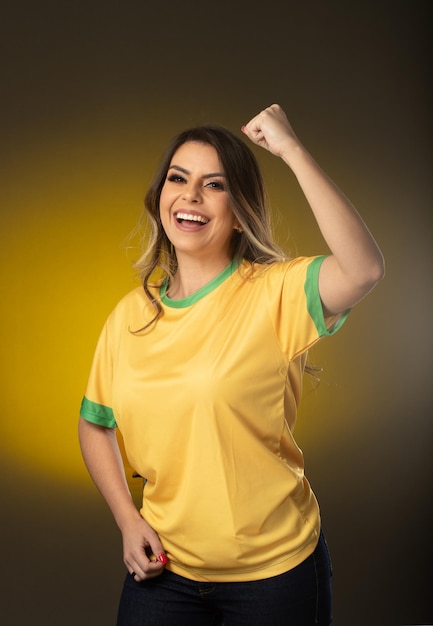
[[78, 417, 141, 531]]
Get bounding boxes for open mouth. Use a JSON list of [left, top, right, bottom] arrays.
[[175, 212, 210, 225]]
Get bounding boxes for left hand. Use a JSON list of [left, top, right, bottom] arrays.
[[241, 104, 299, 158]]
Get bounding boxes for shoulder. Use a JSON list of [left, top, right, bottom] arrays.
[[106, 285, 157, 330], [240, 256, 325, 285], [110, 285, 146, 313]]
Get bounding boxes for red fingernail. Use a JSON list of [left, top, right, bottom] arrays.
[[157, 553, 169, 566]]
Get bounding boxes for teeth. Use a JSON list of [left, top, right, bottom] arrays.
[[176, 212, 209, 224]]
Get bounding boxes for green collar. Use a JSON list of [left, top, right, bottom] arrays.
[[160, 257, 240, 308]]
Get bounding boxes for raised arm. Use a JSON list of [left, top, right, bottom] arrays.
[[241, 104, 385, 315], [78, 417, 167, 581]]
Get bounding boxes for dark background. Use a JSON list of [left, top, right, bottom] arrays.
[[1, 1, 432, 624]]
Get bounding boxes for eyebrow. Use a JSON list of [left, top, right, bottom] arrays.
[[168, 164, 226, 178]]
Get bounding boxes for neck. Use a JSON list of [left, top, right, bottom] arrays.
[[167, 253, 232, 300]]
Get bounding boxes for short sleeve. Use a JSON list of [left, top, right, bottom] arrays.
[[80, 320, 117, 428], [265, 256, 350, 360], [305, 256, 350, 336]]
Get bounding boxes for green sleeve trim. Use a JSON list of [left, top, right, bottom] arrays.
[[160, 257, 240, 308], [305, 256, 350, 336], [80, 396, 117, 428]]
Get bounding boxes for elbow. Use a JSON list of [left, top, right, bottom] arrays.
[[371, 254, 386, 284], [360, 255, 385, 294]]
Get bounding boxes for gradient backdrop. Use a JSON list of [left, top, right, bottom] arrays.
[[1, 1, 431, 624]]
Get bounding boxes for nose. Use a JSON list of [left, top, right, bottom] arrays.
[[182, 182, 201, 203]]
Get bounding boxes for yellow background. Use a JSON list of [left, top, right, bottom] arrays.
[[1, 1, 431, 624]]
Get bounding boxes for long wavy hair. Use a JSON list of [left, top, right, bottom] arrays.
[[133, 125, 288, 329]]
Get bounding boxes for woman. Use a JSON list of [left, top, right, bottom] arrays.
[[79, 104, 384, 625]]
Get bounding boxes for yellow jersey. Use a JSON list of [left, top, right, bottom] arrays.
[[81, 256, 348, 582]]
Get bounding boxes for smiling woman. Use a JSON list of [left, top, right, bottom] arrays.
[[78, 104, 384, 626], [159, 142, 241, 294], [132, 123, 289, 331]]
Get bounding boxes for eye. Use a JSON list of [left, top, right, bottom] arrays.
[[205, 180, 225, 191], [167, 174, 186, 184]]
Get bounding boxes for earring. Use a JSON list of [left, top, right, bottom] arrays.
[[234, 226, 243, 233]]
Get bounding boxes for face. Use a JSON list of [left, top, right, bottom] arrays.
[[159, 141, 240, 266]]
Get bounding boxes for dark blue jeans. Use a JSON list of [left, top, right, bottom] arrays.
[[117, 530, 333, 625]]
